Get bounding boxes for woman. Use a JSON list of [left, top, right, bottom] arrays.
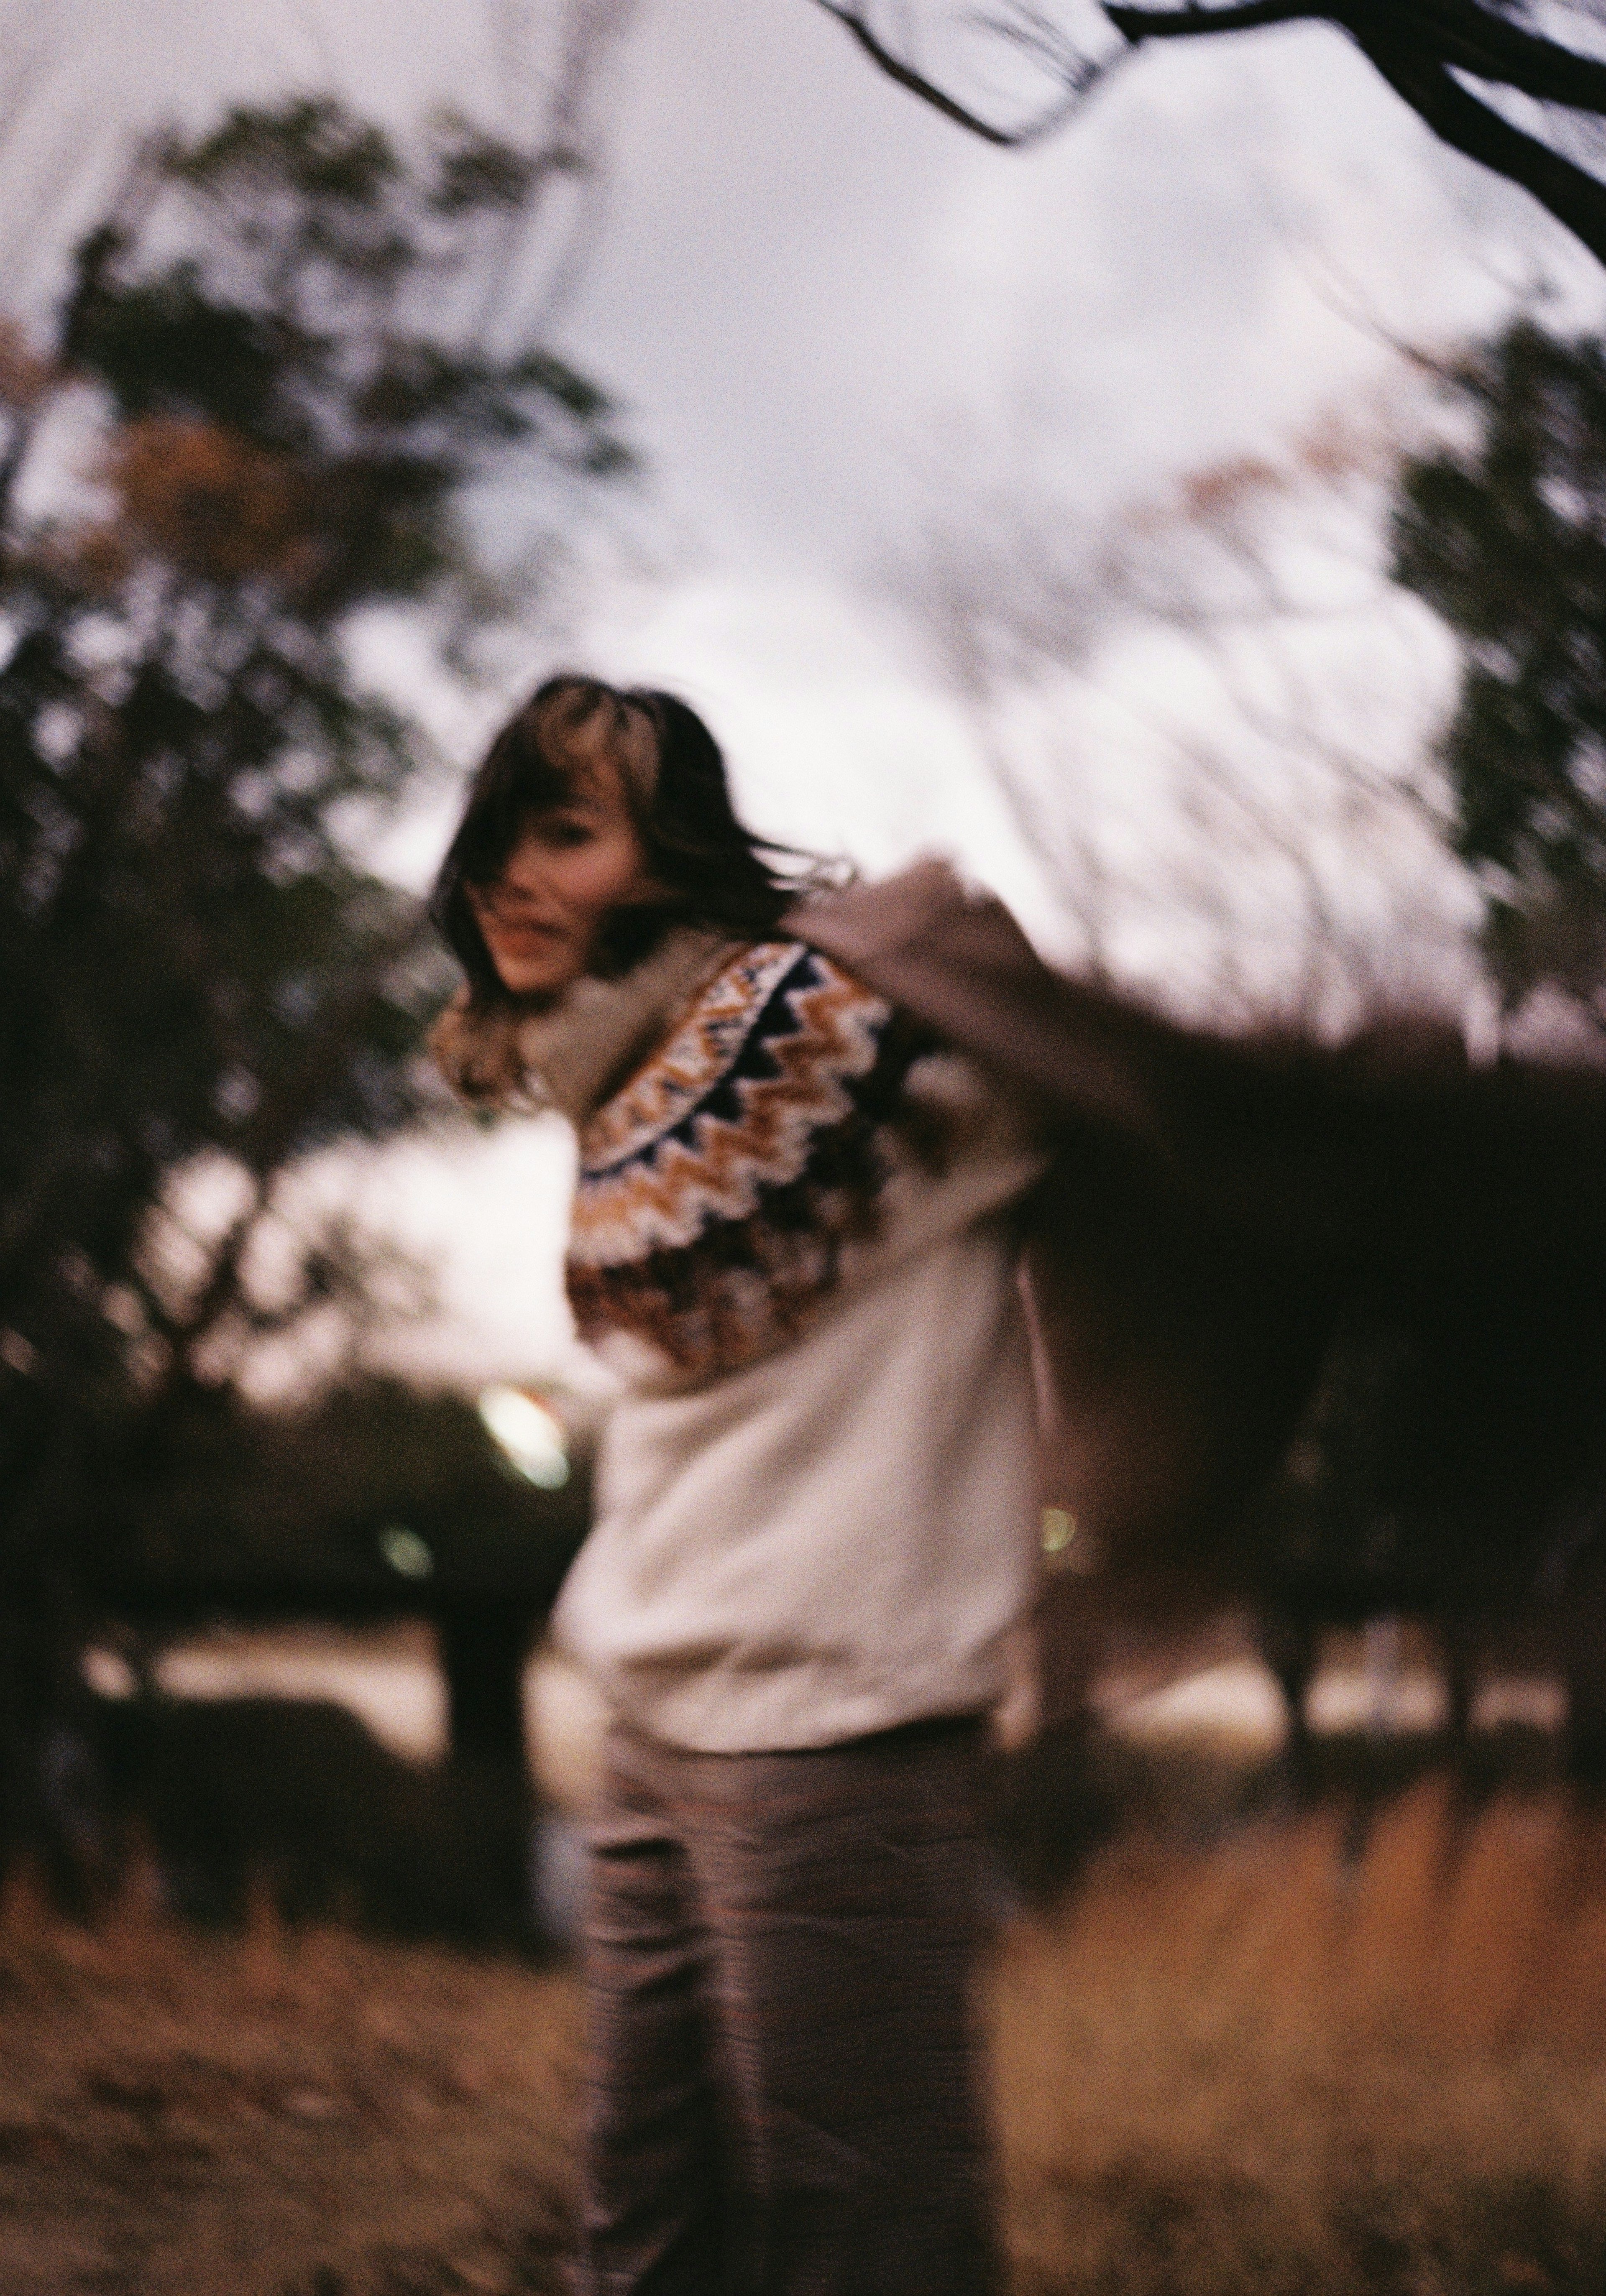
[[430, 674, 1051, 2294], [430, 675, 1606, 2296]]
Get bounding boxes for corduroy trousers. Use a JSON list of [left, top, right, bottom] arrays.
[[577, 1714, 1001, 2296]]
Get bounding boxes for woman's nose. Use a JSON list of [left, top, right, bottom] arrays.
[[488, 871, 555, 921]]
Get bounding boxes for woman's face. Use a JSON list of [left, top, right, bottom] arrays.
[[466, 764, 660, 996]]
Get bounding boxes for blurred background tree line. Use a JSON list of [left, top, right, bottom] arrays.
[[893, 299, 1606, 1781], [899, 312, 1606, 1045], [1394, 322, 1606, 1023], [0, 90, 629, 1890], [2, 32, 1606, 1908]]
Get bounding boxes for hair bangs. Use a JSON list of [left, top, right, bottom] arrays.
[[432, 672, 825, 1005]]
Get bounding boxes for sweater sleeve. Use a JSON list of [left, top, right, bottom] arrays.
[[863, 1043, 1052, 1276]]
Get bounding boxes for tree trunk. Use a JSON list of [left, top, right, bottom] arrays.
[[435, 1602, 538, 1938]]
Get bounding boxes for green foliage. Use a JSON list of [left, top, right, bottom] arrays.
[[57, 97, 632, 616], [1391, 321, 1606, 1012], [0, 97, 631, 1609]]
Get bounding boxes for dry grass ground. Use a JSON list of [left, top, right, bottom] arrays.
[[992, 1770, 1606, 2293], [7, 1751, 1606, 2293], [0, 1872, 580, 2296]]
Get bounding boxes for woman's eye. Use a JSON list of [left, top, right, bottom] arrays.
[[540, 819, 593, 849]]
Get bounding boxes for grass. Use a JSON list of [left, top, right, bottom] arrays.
[[0, 1867, 579, 2296], [8, 1736, 1606, 2291], [990, 1763, 1606, 2293]]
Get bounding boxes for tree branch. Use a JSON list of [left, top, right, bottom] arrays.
[[811, 0, 1122, 146], [1109, 0, 1606, 107], [1348, 1, 1606, 110], [819, 1, 1606, 264], [1107, 3, 1323, 41], [1358, 29, 1606, 263]]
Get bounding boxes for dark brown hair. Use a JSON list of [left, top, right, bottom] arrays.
[[431, 675, 823, 999]]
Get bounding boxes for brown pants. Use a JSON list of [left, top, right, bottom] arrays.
[[578, 1716, 1001, 2296]]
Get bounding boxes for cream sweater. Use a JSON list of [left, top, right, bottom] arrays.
[[436, 929, 1048, 1752]]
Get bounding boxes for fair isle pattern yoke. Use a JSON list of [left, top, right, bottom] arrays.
[[566, 941, 900, 1381]]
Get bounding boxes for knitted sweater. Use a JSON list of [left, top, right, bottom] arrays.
[[435, 927, 1049, 1751]]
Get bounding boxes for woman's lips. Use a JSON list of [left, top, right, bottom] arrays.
[[497, 920, 566, 948]]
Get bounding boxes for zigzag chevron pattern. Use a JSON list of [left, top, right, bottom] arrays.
[[566, 943, 898, 1378]]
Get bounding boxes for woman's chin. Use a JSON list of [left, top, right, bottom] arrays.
[[496, 953, 585, 998]]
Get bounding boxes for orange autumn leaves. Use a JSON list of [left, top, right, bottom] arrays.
[[102, 417, 326, 592], [0, 318, 59, 414], [18, 396, 330, 599], [0, 312, 327, 598]]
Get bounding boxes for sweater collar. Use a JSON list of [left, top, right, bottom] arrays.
[[432, 925, 743, 1124]]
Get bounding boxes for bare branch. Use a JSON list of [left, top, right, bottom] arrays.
[[816, 0, 1606, 266], [884, 391, 1479, 1034]]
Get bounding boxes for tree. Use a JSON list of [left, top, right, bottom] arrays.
[[883, 399, 1473, 1034], [100, 1377, 593, 1934], [1391, 317, 1606, 1024], [813, 0, 1606, 266], [883, 370, 1606, 1766], [887, 324, 1606, 1770], [0, 95, 634, 1882]]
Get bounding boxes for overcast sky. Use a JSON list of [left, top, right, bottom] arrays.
[[8, 0, 1603, 1388], [7, 0, 1595, 885], [368, 0, 1600, 925]]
